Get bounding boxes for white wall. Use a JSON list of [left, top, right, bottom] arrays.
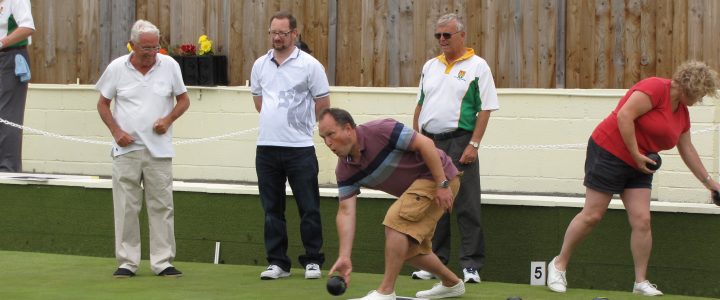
[[21, 84, 720, 203]]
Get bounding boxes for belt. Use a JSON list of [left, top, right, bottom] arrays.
[[0, 45, 26, 53], [421, 129, 471, 141]]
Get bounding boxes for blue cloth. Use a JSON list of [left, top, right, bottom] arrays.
[[255, 145, 325, 270], [14, 54, 30, 82]]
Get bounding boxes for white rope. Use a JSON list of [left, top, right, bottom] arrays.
[[1, 116, 719, 150], [0, 117, 258, 146]]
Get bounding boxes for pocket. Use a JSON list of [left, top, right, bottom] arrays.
[[398, 190, 434, 222], [152, 81, 172, 97]]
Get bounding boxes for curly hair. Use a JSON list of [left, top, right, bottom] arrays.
[[672, 60, 720, 101]]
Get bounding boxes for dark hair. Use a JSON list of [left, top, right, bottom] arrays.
[[270, 11, 297, 30], [319, 108, 356, 128], [296, 34, 312, 54]]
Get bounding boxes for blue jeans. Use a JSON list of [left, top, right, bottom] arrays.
[[256, 146, 324, 271]]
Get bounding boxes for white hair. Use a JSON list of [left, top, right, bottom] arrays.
[[130, 20, 160, 43], [437, 13, 464, 32]]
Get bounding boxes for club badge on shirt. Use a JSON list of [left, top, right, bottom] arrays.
[[455, 70, 467, 82]]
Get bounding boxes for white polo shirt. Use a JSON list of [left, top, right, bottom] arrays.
[[0, 0, 34, 45], [417, 48, 499, 134], [95, 53, 187, 158], [251, 47, 330, 147]]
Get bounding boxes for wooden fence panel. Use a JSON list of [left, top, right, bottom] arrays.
[[336, 0, 362, 86], [639, 0, 656, 80], [23, 0, 720, 89]]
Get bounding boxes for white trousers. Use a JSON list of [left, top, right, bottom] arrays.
[[112, 148, 176, 274]]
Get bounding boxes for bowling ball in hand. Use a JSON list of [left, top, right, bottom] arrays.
[[326, 276, 346, 296], [646, 153, 661, 171]]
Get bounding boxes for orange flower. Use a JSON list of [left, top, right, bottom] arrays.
[[159, 48, 168, 55]]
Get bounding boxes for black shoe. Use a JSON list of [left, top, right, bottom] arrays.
[[158, 266, 183, 277], [113, 268, 135, 278]]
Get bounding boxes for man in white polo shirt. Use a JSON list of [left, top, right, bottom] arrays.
[[0, 0, 34, 172], [251, 11, 330, 280], [96, 20, 189, 278], [412, 13, 499, 284]]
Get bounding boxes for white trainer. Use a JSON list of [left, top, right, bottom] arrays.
[[547, 257, 567, 293], [411, 269, 436, 280], [260, 265, 290, 280], [633, 280, 663, 296], [357, 290, 396, 300], [462, 267, 481, 283], [416, 281, 465, 299], [304, 263, 321, 279]]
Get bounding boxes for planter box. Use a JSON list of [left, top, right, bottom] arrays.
[[171, 55, 228, 86]]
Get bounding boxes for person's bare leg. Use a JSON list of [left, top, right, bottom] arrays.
[[376, 226, 411, 294], [408, 253, 461, 287], [620, 188, 652, 283], [554, 187, 613, 270]]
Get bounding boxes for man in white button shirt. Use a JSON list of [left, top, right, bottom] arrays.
[[96, 19, 189, 278], [251, 11, 330, 280]]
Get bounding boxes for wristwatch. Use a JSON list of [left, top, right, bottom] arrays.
[[469, 141, 479, 149], [438, 179, 449, 188]]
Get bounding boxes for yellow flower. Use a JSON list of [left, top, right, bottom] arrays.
[[198, 35, 208, 43], [127, 42, 133, 52], [199, 40, 213, 55]]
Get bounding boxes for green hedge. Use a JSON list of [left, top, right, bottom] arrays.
[[1, 183, 718, 297]]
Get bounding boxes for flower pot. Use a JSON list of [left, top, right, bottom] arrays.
[[171, 55, 228, 86]]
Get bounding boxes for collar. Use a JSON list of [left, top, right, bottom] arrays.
[[269, 46, 300, 66], [436, 48, 475, 74]]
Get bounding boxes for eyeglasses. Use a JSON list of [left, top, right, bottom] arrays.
[[268, 30, 293, 38], [139, 46, 161, 52], [434, 31, 461, 40]]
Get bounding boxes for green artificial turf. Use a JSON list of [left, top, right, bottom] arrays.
[[0, 251, 714, 300]]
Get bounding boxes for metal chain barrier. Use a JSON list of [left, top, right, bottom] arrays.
[[1, 116, 719, 150]]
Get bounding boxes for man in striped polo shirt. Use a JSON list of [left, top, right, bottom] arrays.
[[320, 108, 466, 300], [0, 0, 34, 172], [412, 13, 500, 284]]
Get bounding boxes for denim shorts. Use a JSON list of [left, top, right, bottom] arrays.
[[583, 138, 653, 194]]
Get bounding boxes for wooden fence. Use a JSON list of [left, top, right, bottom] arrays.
[[26, 0, 720, 88]]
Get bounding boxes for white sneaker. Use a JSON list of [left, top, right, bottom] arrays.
[[633, 280, 663, 296], [358, 290, 396, 300], [547, 257, 567, 293], [411, 269, 437, 280], [260, 265, 290, 280], [416, 281, 465, 299], [304, 263, 321, 279], [462, 267, 481, 283]]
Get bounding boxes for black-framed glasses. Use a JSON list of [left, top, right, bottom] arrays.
[[268, 30, 293, 38], [434, 31, 461, 40]]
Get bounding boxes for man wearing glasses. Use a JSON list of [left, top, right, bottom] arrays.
[[412, 13, 499, 284], [250, 11, 330, 280], [96, 19, 189, 278]]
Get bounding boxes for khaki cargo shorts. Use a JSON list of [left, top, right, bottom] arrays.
[[382, 174, 461, 257]]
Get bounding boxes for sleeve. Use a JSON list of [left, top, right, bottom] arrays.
[[95, 62, 118, 100], [12, 0, 35, 29], [632, 78, 667, 107], [169, 58, 188, 96], [476, 59, 499, 111], [417, 62, 429, 105], [307, 58, 330, 99], [250, 58, 262, 97], [337, 180, 361, 201]]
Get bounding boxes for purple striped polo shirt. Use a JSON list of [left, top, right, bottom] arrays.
[[335, 119, 458, 201]]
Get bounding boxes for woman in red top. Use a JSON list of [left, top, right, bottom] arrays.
[[546, 61, 720, 296]]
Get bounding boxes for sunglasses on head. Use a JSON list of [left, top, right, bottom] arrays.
[[434, 31, 461, 40]]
